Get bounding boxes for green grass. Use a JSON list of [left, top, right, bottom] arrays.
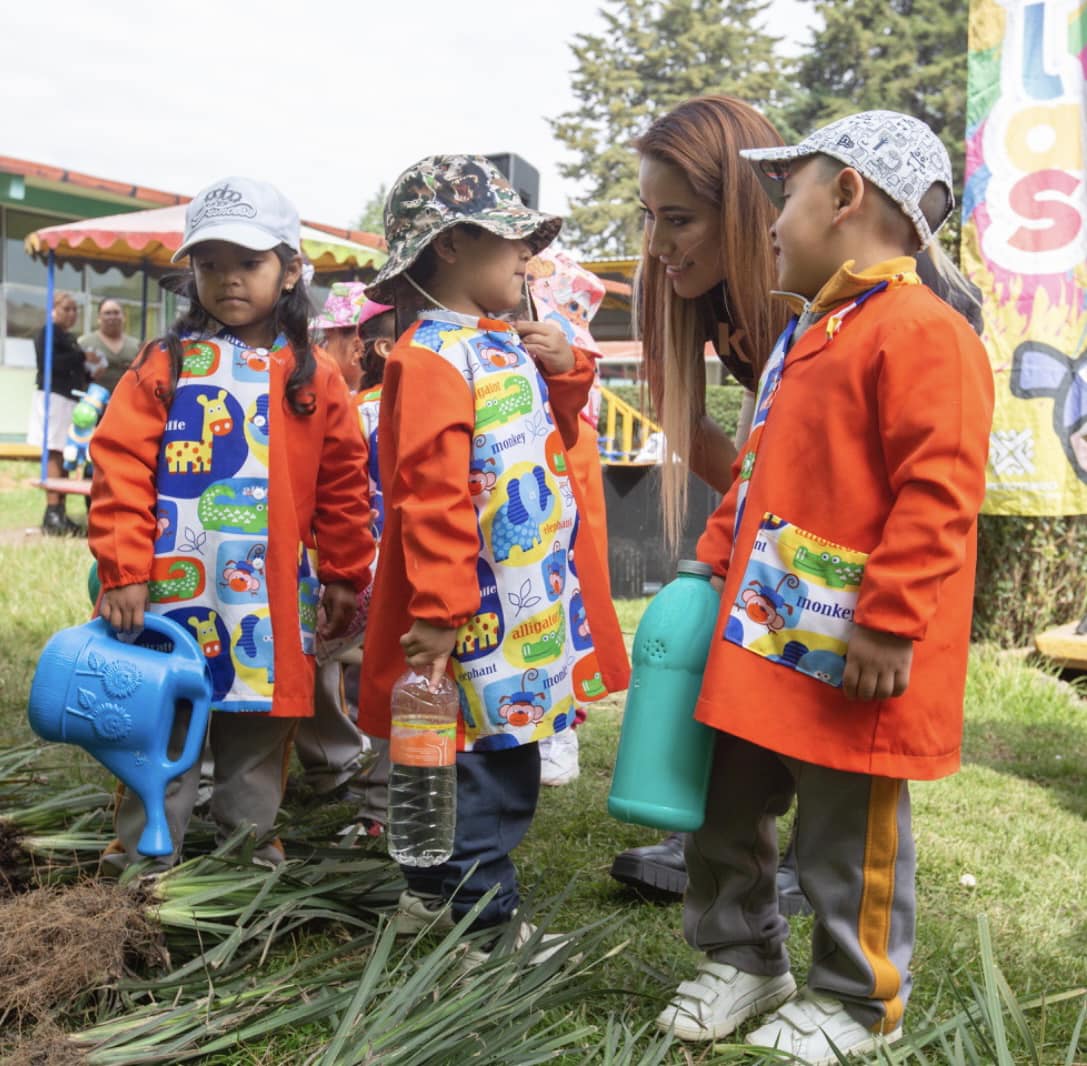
[[1, 517, 1084, 1063]]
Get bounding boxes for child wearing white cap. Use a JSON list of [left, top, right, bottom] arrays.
[[656, 112, 994, 1062], [90, 176, 374, 869]]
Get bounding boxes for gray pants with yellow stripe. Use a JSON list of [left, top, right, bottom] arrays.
[[684, 733, 914, 1034]]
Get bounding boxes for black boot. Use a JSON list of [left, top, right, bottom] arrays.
[[610, 832, 687, 898], [776, 831, 813, 917], [41, 504, 84, 538]]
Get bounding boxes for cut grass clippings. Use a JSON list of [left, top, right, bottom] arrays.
[[0, 508, 1084, 1062]]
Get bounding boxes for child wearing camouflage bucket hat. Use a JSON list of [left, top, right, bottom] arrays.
[[359, 155, 629, 956], [654, 111, 994, 1063]]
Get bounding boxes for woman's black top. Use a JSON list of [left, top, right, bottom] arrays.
[[34, 326, 88, 399]]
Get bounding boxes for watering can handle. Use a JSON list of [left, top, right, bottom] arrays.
[[133, 614, 213, 778]]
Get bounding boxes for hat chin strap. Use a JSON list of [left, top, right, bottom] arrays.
[[401, 269, 537, 323], [402, 272, 449, 311]]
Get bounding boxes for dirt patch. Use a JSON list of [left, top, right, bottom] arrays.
[[0, 881, 165, 1026], [0, 527, 41, 548], [0, 1020, 86, 1065]]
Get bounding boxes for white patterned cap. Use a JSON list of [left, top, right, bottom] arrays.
[[173, 176, 301, 262], [740, 110, 954, 248]]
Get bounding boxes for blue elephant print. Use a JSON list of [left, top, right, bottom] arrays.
[[492, 466, 554, 562], [236, 613, 274, 685]]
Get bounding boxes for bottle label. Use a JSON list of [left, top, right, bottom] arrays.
[[390, 717, 457, 767]]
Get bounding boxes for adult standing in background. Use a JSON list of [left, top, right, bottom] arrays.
[[28, 291, 88, 536], [610, 95, 805, 903], [79, 298, 141, 393]]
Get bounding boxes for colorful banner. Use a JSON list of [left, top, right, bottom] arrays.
[[964, 0, 1087, 515]]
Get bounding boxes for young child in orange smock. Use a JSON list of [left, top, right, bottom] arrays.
[[90, 177, 373, 869], [656, 113, 994, 1063], [359, 155, 629, 954]]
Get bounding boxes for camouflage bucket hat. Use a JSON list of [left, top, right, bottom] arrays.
[[367, 154, 562, 305]]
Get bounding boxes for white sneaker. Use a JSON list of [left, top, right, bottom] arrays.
[[745, 990, 903, 1065], [657, 960, 797, 1042], [539, 728, 580, 786], [393, 889, 456, 936], [462, 919, 574, 971]]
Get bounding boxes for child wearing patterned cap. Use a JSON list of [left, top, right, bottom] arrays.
[[90, 177, 373, 869], [359, 154, 629, 959], [656, 112, 994, 1062]]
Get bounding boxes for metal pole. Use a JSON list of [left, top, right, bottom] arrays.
[[40, 250, 55, 485], [140, 261, 149, 342]]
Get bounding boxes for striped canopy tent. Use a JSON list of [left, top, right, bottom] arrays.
[[25, 202, 387, 277], [26, 205, 387, 490]]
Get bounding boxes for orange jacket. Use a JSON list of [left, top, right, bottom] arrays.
[[696, 278, 994, 780], [359, 327, 629, 741], [89, 341, 373, 718]]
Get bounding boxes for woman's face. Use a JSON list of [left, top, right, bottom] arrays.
[[639, 156, 723, 300], [54, 297, 79, 330], [98, 301, 124, 336]]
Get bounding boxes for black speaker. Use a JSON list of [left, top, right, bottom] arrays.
[[602, 466, 720, 598], [485, 153, 540, 209]]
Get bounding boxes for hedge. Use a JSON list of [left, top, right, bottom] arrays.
[[599, 385, 1087, 646]]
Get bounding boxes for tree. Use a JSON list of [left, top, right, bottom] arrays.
[[354, 183, 387, 237], [550, 0, 782, 258], [781, 0, 969, 246]]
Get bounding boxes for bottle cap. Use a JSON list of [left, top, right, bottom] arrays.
[[676, 560, 714, 579]]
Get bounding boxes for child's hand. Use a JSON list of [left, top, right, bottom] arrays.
[[99, 583, 149, 633], [842, 624, 913, 701], [400, 620, 458, 690], [710, 575, 724, 594], [514, 320, 575, 374], [319, 581, 357, 639]]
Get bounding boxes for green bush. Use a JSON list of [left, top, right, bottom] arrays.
[[974, 514, 1087, 645]]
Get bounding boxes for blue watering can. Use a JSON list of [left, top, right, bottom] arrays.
[[27, 614, 212, 857]]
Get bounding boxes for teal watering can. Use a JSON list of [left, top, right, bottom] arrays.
[[27, 614, 212, 857]]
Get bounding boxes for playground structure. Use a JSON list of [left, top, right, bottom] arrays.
[[596, 385, 661, 465]]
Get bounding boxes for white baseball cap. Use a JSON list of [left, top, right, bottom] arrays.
[[173, 176, 301, 262], [740, 110, 954, 248]]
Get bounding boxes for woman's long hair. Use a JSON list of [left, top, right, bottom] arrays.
[[634, 95, 788, 548], [135, 244, 316, 415]]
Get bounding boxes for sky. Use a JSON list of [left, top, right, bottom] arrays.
[[2, 0, 819, 232]]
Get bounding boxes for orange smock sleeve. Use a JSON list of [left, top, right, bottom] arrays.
[[542, 346, 595, 449], [88, 346, 169, 590], [695, 447, 747, 578], [386, 348, 481, 628], [854, 317, 994, 640], [312, 361, 375, 592]]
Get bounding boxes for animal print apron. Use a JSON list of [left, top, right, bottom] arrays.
[[412, 310, 608, 752], [147, 330, 318, 711]]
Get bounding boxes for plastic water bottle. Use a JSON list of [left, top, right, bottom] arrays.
[[608, 560, 721, 832], [387, 670, 458, 867]]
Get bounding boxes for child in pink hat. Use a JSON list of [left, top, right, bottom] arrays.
[[313, 282, 393, 394], [295, 283, 394, 832]]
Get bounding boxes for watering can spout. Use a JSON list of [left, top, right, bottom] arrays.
[[27, 614, 213, 858]]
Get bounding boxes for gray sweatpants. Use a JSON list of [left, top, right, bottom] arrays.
[[104, 712, 296, 871], [684, 733, 915, 1034], [294, 659, 366, 793]]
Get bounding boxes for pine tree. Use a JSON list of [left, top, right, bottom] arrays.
[[354, 183, 388, 238], [783, 1, 968, 196], [550, 0, 781, 258]]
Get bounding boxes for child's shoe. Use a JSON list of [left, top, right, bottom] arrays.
[[461, 919, 573, 970], [744, 989, 902, 1065], [657, 959, 796, 1041], [539, 728, 579, 786], [393, 889, 456, 936]]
